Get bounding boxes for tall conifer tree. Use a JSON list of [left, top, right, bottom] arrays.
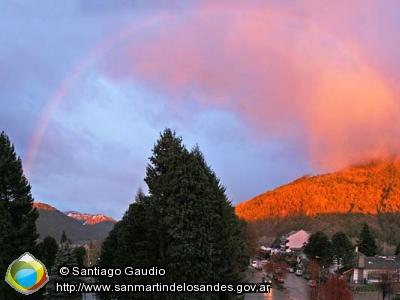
[[144, 129, 187, 272], [331, 231, 354, 268], [0, 131, 39, 298], [37, 236, 59, 274], [47, 241, 80, 299], [191, 146, 248, 300], [97, 222, 123, 300], [99, 129, 248, 300], [357, 223, 378, 256], [99, 189, 155, 300]]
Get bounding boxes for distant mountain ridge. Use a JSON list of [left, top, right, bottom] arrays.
[[33, 202, 57, 211], [33, 202, 115, 244], [235, 160, 400, 222], [65, 211, 116, 225], [33, 202, 116, 225]]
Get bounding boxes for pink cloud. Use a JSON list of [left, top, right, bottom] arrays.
[[106, 0, 400, 171]]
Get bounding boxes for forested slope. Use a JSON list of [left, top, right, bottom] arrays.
[[236, 160, 400, 221]]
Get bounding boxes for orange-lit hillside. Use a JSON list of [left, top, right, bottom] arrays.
[[33, 202, 57, 211], [235, 160, 400, 221]]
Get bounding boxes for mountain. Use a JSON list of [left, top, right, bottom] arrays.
[[65, 211, 116, 225], [235, 160, 400, 248], [235, 159, 400, 221], [34, 202, 115, 244], [33, 202, 57, 211]]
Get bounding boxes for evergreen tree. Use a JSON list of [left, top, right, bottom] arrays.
[[0, 201, 12, 296], [356, 223, 378, 256], [144, 129, 187, 270], [192, 147, 247, 299], [98, 189, 156, 300], [304, 231, 332, 265], [60, 231, 68, 244], [37, 236, 59, 274], [99, 222, 122, 269], [97, 222, 124, 300], [47, 241, 80, 299], [144, 129, 194, 300], [99, 129, 248, 300], [163, 146, 226, 300], [331, 231, 354, 268], [0, 131, 40, 299], [122, 191, 156, 299], [72, 246, 86, 266], [219, 203, 248, 281]]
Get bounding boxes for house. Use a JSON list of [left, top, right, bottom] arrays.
[[279, 230, 310, 254], [268, 230, 310, 270], [351, 250, 400, 284]]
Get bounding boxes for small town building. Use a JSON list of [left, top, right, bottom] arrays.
[[351, 251, 400, 284], [279, 230, 310, 254]]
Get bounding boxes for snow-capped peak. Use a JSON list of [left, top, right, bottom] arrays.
[[65, 212, 116, 225]]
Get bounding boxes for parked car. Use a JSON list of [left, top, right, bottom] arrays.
[[263, 277, 272, 284], [309, 280, 316, 287], [288, 267, 294, 273], [295, 270, 303, 276], [278, 276, 285, 284]]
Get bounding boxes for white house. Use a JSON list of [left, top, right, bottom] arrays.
[[280, 230, 310, 253], [351, 251, 400, 284]]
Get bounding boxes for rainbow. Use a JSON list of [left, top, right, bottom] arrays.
[[24, 19, 155, 176], [25, 9, 366, 177]]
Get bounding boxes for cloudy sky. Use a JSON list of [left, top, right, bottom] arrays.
[[1, 0, 399, 220]]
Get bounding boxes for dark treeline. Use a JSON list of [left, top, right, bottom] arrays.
[[98, 129, 249, 300], [0, 131, 42, 299]]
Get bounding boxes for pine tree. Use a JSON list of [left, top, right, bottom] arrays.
[[97, 222, 123, 300], [72, 246, 86, 266], [99, 129, 248, 300], [0, 201, 12, 296], [122, 192, 157, 299], [331, 231, 354, 268], [191, 146, 247, 299], [60, 231, 68, 244], [144, 129, 187, 275], [304, 231, 332, 265], [0, 131, 39, 299], [147, 135, 246, 299], [37, 236, 59, 274], [47, 241, 80, 299], [357, 223, 378, 256], [99, 222, 122, 269], [98, 189, 155, 300], [161, 146, 224, 300]]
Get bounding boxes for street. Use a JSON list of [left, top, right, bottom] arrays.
[[245, 268, 310, 300], [245, 270, 284, 300], [284, 273, 311, 300]]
